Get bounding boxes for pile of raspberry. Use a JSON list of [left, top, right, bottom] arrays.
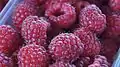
[[0, 0, 120, 67]]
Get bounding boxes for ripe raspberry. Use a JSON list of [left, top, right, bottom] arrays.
[[73, 27, 101, 57], [102, 12, 120, 38], [73, 1, 90, 16], [109, 0, 120, 11], [49, 61, 76, 67], [22, 16, 50, 47], [24, 0, 46, 5], [88, 55, 110, 67], [0, 53, 13, 67], [100, 39, 118, 63], [0, 25, 20, 55], [49, 33, 84, 62], [45, 0, 77, 9], [12, 1, 38, 32], [45, 3, 76, 29], [79, 4, 106, 34], [18, 44, 49, 67]]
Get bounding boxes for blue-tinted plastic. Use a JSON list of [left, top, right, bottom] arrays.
[[113, 49, 120, 67], [0, 0, 120, 66], [0, 0, 13, 21], [0, 0, 21, 25]]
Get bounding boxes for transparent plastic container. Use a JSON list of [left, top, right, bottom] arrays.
[[0, 0, 120, 67]]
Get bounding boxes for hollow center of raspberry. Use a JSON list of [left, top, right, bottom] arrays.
[[54, 12, 64, 17]]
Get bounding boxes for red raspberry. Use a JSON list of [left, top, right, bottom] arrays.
[[21, 16, 50, 47], [49, 33, 84, 62], [79, 4, 106, 34], [24, 0, 46, 5], [100, 39, 118, 63], [0, 25, 20, 55], [0, 53, 13, 67], [12, 1, 38, 32], [109, 0, 120, 11], [45, 3, 76, 29], [49, 61, 76, 67], [18, 44, 49, 67], [102, 12, 120, 38], [45, 0, 77, 9], [73, 1, 90, 17], [73, 27, 101, 57], [88, 55, 110, 67]]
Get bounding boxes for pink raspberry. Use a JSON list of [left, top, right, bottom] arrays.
[[109, 0, 120, 11], [21, 16, 50, 47], [24, 0, 46, 5], [18, 44, 49, 67], [49, 61, 76, 67], [0, 53, 13, 67], [0, 25, 21, 55], [73, 27, 101, 57], [45, 3, 76, 29], [79, 4, 106, 34], [102, 12, 120, 38], [45, 0, 77, 9], [12, 1, 38, 32], [88, 55, 110, 67], [49, 33, 84, 62], [74, 57, 91, 67]]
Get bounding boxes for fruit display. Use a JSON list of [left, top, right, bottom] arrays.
[[0, 0, 120, 67]]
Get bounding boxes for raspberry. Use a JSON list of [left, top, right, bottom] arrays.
[[73, 27, 101, 57], [0, 25, 20, 55], [88, 55, 110, 67], [102, 12, 120, 38], [12, 1, 38, 32], [49, 61, 76, 67], [79, 4, 106, 34], [109, 0, 120, 11], [45, 0, 77, 9], [100, 39, 118, 63], [21, 16, 50, 47], [74, 57, 91, 67], [18, 44, 49, 67], [49, 33, 84, 62], [73, 1, 90, 17], [0, 53, 13, 67], [24, 0, 46, 5], [45, 3, 76, 29]]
